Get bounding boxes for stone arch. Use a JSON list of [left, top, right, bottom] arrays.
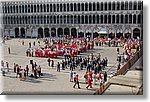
[[57, 28, 63, 37], [20, 28, 25, 38], [71, 28, 77, 38], [64, 28, 70, 38], [51, 28, 56, 37], [124, 29, 131, 38], [116, 29, 123, 39], [44, 28, 50, 37], [133, 28, 140, 39], [38, 27, 43, 38], [15, 28, 19, 38]]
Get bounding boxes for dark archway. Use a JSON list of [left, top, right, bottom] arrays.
[[93, 32, 99, 38], [58, 28, 63, 37], [64, 28, 70, 38], [116, 32, 123, 39], [15, 28, 19, 38], [109, 33, 115, 39], [38, 28, 43, 38], [71, 28, 77, 38], [44, 28, 50, 37], [20, 28, 25, 38], [133, 28, 140, 39], [86, 32, 92, 38], [51, 28, 56, 37], [125, 33, 131, 39], [78, 32, 84, 38]]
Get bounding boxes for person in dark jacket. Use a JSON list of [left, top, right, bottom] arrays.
[[104, 71, 107, 82], [57, 62, 60, 72], [47, 58, 51, 67]]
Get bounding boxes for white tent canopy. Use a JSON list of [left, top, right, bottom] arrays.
[[98, 28, 108, 34]]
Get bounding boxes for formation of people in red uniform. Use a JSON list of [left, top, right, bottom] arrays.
[[26, 38, 94, 58]]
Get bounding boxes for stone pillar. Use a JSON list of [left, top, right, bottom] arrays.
[[19, 27, 21, 38], [91, 31, 93, 38], [62, 28, 64, 38], [49, 28, 51, 38], [115, 29, 117, 38], [56, 28, 58, 37], [84, 30, 86, 38], [30, 27, 32, 38], [70, 28, 71, 37], [131, 28, 133, 39], [77, 28, 79, 38], [123, 29, 125, 37], [46, 15, 47, 24]]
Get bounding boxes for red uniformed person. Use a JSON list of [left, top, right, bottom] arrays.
[[86, 75, 92, 89]]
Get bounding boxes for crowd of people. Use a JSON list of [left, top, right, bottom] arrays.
[[1, 59, 42, 81], [1, 36, 143, 91], [26, 38, 94, 58], [116, 38, 142, 69], [53, 53, 109, 89]]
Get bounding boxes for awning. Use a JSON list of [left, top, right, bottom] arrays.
[[98, 28, 108, 34]]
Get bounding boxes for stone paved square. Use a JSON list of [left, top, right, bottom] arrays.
[[1, 38, 124, 94]]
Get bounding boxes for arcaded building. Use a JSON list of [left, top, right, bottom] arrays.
[[1, 0, 143, 39]]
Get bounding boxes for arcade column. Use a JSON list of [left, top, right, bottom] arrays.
[[91, 31, 93, 38], [77, 29, 79, 38], [70, 28, 71, 37], [18, 27, 21, 38], [56, 28, 58, 37]]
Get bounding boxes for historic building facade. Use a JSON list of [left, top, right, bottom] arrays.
[[1, 0, 143, 39]]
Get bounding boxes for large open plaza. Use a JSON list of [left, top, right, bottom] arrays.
[[1, 38, 124, 94], [0, 0, 143, 95]]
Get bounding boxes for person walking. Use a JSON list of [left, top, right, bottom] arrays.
[[104, 71, 107, 83], [14, 63, 16, 73], [57, 62, 60, 72], [117, 62, 121, 71], [86, 75, 92, 89], [105, 57, 108, 66], [51, 60, 54, 68], [26, 65, 29, 76], [34, 68, 38, 79], [6, 62, 9, 72], [37, 65, 41, 78], [16, 65, 20, 78], [47, 58, 51, 67], [29, 42, 31, 48], [70, 70, 73, 82], [73, 74, 80, 89], [8, 47, 10, 54]]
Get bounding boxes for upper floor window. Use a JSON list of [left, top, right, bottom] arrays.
[[133, 1, 137, 10]]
